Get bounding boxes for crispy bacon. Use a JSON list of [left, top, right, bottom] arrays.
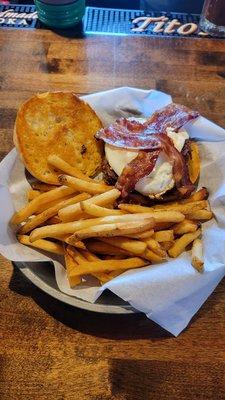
[[95, 118, 161, 149], [95, 103, 199, 150], [97, 103, 199, 198], [116, 150, 161, 198], [146, 103, 199, 134], [159, 134, 195, 197], [116, 133, 195, 198]]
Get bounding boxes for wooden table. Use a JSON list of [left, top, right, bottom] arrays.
[[1, 28, 225, 400]]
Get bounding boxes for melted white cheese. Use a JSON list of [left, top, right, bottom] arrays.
[[135, 153, 174, 197], [105, 145, 138, 177], [105, 120, 189, 197], [166, 127, 189, 152]]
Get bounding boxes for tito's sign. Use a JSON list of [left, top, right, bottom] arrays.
[[131, 15, 207, 36]]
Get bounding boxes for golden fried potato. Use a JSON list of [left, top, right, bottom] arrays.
[[168, 229, 201, 258], [18, 234, 64, 255], [188, 141, 200, 184], [191, 238, 204, 273]]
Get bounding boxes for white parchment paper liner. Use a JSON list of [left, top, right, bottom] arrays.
[[1, 87, 225, 336]]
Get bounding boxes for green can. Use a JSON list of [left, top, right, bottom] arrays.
[[34, 0, 85, 29]]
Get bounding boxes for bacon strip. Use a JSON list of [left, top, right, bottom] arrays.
[[116, 150, 161, 198], [95, 103, 199, 150], [146, 103, 199, 133], [96, 118, 161, 149], [97, 103, 199, 198], [159, 134, 195, 197], [116, 133, 195, 198]]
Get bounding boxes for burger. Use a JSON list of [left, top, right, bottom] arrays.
[[95, 103, 200, 204]]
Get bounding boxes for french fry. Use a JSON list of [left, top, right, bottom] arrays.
[[191, 238, 204, 273], [107, 270, 124, 279], [47, 154, 96, 182], [80, 202, 124, 217], [99, 270, 124, 283], [118, 205, 185, 223], [30, 219, 97, 242], [186, 209, 213, 221], [72, 241, 86, 250], [118, 204, 157, 213], [19, 193, 90, 234], [103, 254, 127, 260], [108, 269, 124, 279], [173, 201, 208, 215], [78, 249, 112, 283], [66, 257, 147, 277], [98, 269, 125, 284], [30, 213, 155, 242], [163, 188, 207, 207], [59, 188, 121, 222], [46, 216, 62, 225], [57, 237, 86, 250], [145, 238, 167, 258], [61, 212, 157, 227], [154, 230, 174, 242], [11, 186, 76, 225], [153, 188, 207, 208], [31, 182, 58, 192], [66, 246, 133, 284], [50, 234, 68, 241], [188, 141, 200, 184], [27, 190, 40, 201], [57, 211, 91, 222], [50, 236, 87, 250], [122, 230, 154, 240], [96, 274, 115, 284], [173, 219, 198, 235], [125, 199, 207, 213], [87, 213, 156, 224], [35, 194, 76, 214], [67, 247, 110, 285], [161, 241, 174, 251], [64, 251, 81, 287], [66, 245, 87, 264], [154, 222, 174, 231], [143, 249, 166, 263], [58, 174, 113, 195], [86, 240, 130, 256], [168, 229, 201, 258], [181, 187, 209, 203], [99, 237, 147, 256], [97, 275, 110, 284], [79, 249, 99, 261], [152, 201, 179, 209], [18, 234, 64, 255], [67, 219, 154, 242], [67, 246, 107, 284], [145, 201, 208, 214]]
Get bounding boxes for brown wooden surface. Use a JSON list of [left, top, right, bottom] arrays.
[[1, 28, 225, 400]]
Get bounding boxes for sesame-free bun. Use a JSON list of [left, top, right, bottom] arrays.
[[14, 92, 103, 184]]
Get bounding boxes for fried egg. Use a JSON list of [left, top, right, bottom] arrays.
[[105, 119, 189, 198]]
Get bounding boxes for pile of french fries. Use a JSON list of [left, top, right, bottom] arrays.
[[10, 154, 213, 287]]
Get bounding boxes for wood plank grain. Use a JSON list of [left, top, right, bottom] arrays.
[[1, 27, 225, 399]]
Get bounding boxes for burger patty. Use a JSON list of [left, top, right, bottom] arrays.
[[102, 139, 193, 205], [102, 158, 118, 185], [182, 139, 192, 160]]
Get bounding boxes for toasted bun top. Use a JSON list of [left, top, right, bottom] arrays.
[[14, 92, 103, 184]]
